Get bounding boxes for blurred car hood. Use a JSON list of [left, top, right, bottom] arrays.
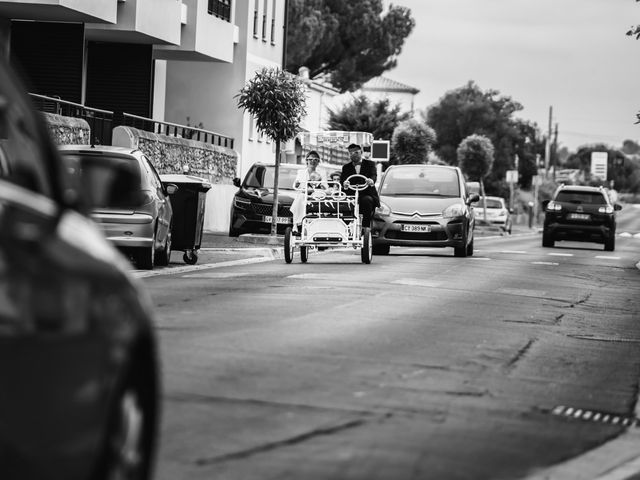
[[381, 195, 463, 214]]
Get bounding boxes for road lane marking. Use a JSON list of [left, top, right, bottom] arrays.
[[392, 279, 442, 287], [134, 255, 276, 278], [500, 250, 527, 254], [595, 256, 621, 260], [470, 257, 491, 261], [619, 232, 632, 237], [532, 261, 559, 266], [548, 253, 573, 257]]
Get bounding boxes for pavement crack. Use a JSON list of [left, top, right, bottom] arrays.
[[194, 418, 367, 466], [506, 338, 536, 370]]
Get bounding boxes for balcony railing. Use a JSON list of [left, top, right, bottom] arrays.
[[121, 112, 234, 149], [29, 93, 114, 146], [29, 93, 235, 150], [208, 0, 231, 22]]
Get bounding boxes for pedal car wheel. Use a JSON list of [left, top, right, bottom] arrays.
[[300, 246, 309, 263], [361, 227, 372, 264], [284, 227, 294, 263], [183, 251, 198, 265]]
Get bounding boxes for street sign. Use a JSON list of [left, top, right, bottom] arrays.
[[506, 169, 518, 183], [371, 140, 390, 162], [590, 151, 608, 180]]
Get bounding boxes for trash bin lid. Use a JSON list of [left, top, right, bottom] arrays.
[[160, 174, 212, 191]]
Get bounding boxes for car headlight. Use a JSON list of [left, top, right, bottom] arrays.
[[242, 188, 264, 198], [443, 203, 465, 219], [375, 201, 391, 216], [234, 196, 252, 209], [598, 205, 614, 214], [547, 201, 562, 212]]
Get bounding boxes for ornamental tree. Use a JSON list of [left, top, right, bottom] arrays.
[[391, 119, 437, 165], [236, 67, 307, 235], [457, 134, 495, 220]]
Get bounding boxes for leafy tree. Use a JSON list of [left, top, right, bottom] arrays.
[[286, 0, 415, 92], [425, 81, 540, 198], [622, 139, 640, 155], [457, 134, 495, 203], [391, 119, 437, 164], [327, 94, 409, 140], [236, 67, 307, 235]]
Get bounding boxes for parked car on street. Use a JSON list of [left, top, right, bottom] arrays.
[[542, 184, 622, 250], [371, 164, 479, 256], [474, 196, 513, 234], [229, 162, 306, 236], [58, 145, 177, 269], [0, 56, 160, 480]]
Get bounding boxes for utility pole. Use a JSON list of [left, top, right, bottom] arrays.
[[544, 106, 552, 178], [551, 123, 558, 182]]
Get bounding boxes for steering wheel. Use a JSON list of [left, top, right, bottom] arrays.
[[310, 189, 327, 200], [344, 174, 371, 192]]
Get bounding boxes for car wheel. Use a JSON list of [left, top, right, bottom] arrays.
[[372, 244, 390, 255], [466, 236, 474, 257], [284, 227, 294, 264], [361, 227, 372, 264], [98, 368, 158, 480], [604, 235, 615, 251], [454, 229, 469, 257], [542, 231, 554, 248], [155, 228, 171, 266], [228, 213, 240, 237], [300, 246, 309, 263]]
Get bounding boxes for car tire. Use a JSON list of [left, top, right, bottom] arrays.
[[155, 228, 171, 266], [373, 244, 390, 255], [97, 363, 158, 480], [604, 235, 615, 252], [466, 236, 474, 257], [228, 213, 240, 237], [284, 227, 294, 264], [300, 246, 309, 263], [454, 229, 469, 257], [361, 227, 372, 264], [542, 231, 554, 248]]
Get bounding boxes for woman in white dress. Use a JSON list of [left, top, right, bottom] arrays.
[[290, 150, 327, 234]]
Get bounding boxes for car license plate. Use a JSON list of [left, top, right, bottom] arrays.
[[401, 224, 431, 232], [264, 216, 292, 224], [568, 213, 590, 220]]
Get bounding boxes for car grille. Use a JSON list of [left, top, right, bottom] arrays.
[[386, 230, 448, 241], [251, 203, 292, 217]]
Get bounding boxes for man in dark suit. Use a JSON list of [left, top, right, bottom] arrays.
[[340, 143, 380, 228]]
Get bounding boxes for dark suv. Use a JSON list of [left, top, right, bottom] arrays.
[[542, 185, 622, 251], [229, 162, 305, 236]]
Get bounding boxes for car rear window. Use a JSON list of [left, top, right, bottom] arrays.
[[63, 153, 143, 208], [244, 165, 303, 190], [555, 191, 607, 205], [381, 166, 460, 196], [480, 198, 503, 209]]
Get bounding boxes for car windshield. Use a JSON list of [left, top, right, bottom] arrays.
[[380, 166, 460, 196], [63, 153, 143, 208], [479, 198, 503, 209], [244, 165, 302, 190], [556, 191, 607, 205]]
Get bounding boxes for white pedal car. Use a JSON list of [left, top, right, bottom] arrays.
[[284, 174, 372, 264]]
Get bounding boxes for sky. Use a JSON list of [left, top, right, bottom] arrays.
[[385, 0, 640, 152]]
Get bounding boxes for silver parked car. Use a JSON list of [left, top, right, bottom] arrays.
[[58, 145, 177, 269]]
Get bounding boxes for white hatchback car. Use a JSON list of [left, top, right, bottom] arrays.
[[475, 196, 512, 234]]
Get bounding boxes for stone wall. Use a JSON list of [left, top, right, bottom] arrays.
[[41, 112, 90, 145]]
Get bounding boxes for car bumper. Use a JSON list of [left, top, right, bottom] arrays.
[[544, 221, 614, 242], [92, 212, 155, 248], [371, 216, 468, 248], [231, 213, 293, 235]]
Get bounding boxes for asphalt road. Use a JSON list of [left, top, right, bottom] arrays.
[[137, 208, 640, 480]]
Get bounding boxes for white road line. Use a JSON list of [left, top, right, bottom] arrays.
[[500, 250, 527, 254], [548, 253, 573, 257], [471, 257, 491, 261], [133, 255, 276, 278], [532, 261, 559, 266], [634, 233, 640, 239], [619, 232, 632, 238], [595, 256, 621, 260], [392, 278, 442, 287]]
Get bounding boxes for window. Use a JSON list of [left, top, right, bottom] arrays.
[[262, 0, 268, 41], [207, 0, 232, 22], [270, 0, 277, 44], [253, 0, 259, 37]]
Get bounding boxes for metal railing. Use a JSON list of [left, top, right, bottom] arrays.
[[29, 93, 114, 146], [121, 112, 234, 149], [29, 93, 235, 150], [208, 0, 231, 21]]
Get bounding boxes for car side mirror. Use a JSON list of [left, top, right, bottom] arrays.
[[468, 193, 480, 204], [165, 183, 178, 196], [233, 177, 241, 188]]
